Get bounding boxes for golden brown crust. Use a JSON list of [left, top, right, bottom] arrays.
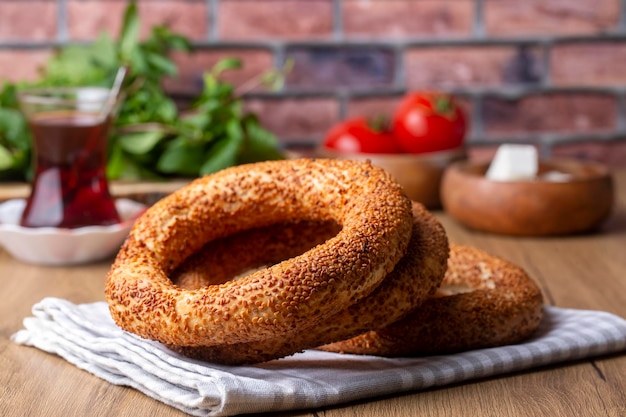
[[319, 244, 544, 356], [169, 202, 449, 364], [105, 158, 414, 347]]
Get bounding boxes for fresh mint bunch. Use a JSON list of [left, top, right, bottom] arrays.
[[0, 1, 284, 182]]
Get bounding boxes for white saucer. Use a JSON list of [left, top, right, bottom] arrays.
[[0, 198, 146, 266]]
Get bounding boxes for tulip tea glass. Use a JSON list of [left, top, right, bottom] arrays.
[[17, 87, 120, 229]]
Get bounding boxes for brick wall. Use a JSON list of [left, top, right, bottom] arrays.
[[1, 0, 626, 166]]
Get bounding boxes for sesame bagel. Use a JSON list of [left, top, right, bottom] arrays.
[[105, 158, 414, 347], [319, 244, 544, 356], [170, 201, 449, 364]]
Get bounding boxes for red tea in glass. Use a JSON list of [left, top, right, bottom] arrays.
[[18, 87, 120, 229]]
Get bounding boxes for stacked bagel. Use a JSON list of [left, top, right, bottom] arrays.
[[105, 158, 544, 365]]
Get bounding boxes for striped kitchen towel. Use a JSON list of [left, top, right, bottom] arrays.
[[12, 297, 626, 417]]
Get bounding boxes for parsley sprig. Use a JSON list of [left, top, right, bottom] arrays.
[[0, 2, 285, 182]]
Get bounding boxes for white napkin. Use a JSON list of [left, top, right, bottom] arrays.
[[12, 297, 626, 417]]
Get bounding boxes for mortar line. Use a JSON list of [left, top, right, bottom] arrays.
[[471, 93, 484, 145], [57, 0, 68, 43], [474, 0, 485, 39], [394, 44, 406, 92], [620, 0, 626, 32], [616, 92, 626, 133], [333, 0, 343, 42], [207, 0, 218, 42], [541, 41, 553, 87]]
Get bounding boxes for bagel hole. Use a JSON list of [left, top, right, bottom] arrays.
[[171, 220, 342, 290]]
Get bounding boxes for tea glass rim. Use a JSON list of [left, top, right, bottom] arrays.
[[17, 86, 112, 107]]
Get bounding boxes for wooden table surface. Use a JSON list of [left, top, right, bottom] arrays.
[[1, 170, 626, 417]]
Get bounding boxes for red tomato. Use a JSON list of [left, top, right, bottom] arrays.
[[392, 92, 467, 154], [322, 117, 401, 154]]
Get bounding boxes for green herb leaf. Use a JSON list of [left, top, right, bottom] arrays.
[[0, 145, 14, 170], [157, 136, 205, 176], [119, 1, 140, 63], [154, 99, 178, 122], [238, 116, 284, 164], [0, 108, 28, 145], [106, 143, 125, 179], [44, 35, 116, 86], [0, 3, 286, 183], [146, 52, 178, 77], [199, 120, 244, 175], [117, 131, 167, 154], [211, 58, 242, 77]]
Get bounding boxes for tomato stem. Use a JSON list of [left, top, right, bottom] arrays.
[[434, 95, 454, 116], [367, 114, 390, 133]]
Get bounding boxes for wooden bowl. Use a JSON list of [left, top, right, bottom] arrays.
[[440, 159, 614, 236], [314, 147, 466, 209]]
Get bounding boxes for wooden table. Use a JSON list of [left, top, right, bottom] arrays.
[[1, 171, 626, 417]]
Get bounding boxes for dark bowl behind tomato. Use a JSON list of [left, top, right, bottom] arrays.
[[315, 146, 466, 209]]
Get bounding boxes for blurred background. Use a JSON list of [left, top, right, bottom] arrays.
[[1, 0, 625, 166]]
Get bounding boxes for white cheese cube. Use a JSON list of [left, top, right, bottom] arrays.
[[485, 144, 538, 181]]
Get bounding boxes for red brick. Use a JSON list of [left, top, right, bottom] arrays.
[[483, 93, 617, 138], [163, 49, 275, 96], [285, 47, 395, 91], [68, 0, 208, 41], [551, 42, 626, 87], [0, 50, 53, 83], [218, 0, 333, 40], [405, 45, 544, 89], [0, 1, 57, 41], [347, 95, 473, 124], [551, 140, 626, 167], [343, 0, 473, 38], [243, 97, 339, 145], [346, 96, 401, 120], [485, 0, 620, 36]]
